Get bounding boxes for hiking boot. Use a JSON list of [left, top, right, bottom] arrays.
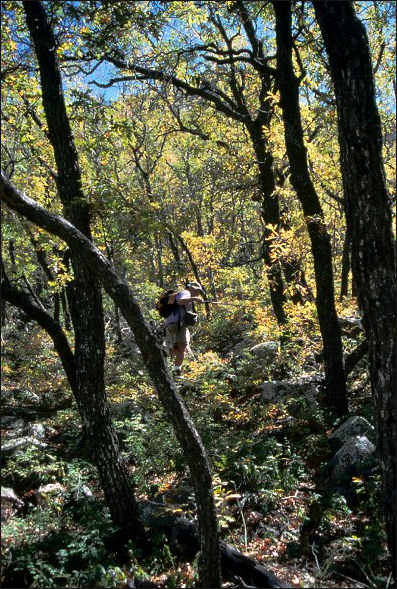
[[172, 366, 182, 377]]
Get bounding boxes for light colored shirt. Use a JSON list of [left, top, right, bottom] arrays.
[[164, 290, 192, 326]]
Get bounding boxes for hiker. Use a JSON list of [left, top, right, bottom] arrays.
[[160, 281, 205, 374]]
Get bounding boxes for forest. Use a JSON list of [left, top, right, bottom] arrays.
[[0, 1, 396, 588]]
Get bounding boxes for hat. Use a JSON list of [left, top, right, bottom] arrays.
[[186, 281, 204, 293]]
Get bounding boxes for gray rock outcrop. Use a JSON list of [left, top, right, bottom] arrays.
[[260, 376, 320, 407], [249, 341, 279, 362], [329, 416, 375, 450], [329, 435, 376, 484]]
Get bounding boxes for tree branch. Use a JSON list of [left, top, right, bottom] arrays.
[[103, 54, 247, 123], [1, 260, 76, 391]]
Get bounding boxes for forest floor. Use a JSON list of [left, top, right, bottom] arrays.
[[1, 313, 392, 588]]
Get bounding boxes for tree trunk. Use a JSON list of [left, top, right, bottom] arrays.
[[1, 265, 77, 392], [60, 287, 71, 330], [177, 233, 211, 319], [1, 173, 223, 589], [248, 125, 287, 327], [137, 501, 284, 588], [23, 0, 145, 540], [154, 233, 165, 289], [273, 1, 348, 417], [314, 0, 397, 568], [340, 225, 351, 300], [22, 221, 61, 321], [114, 302, 122, 344]]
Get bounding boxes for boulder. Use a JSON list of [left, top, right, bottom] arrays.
[[72, 484, 94, 501], [329, 416, 375, 450], [229, 336, 257, 358], [26, 423, 46, 439], [260, 376, 320, 407], [338, 316, 363, 336], [329, 435, 376, 484], [1, 487, 23, 521], [1, 487, 23, 507], [261, 381, 281, 402], [0, 417, 25, 436], [2, 436, 47, 458], [12, 389, 41, 404], [249, 341, 278, 362], [35, 483, 65, 506]]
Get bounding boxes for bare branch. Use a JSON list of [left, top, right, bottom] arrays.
[[102, 54, 247, 123], [373, 41, 385, 75]]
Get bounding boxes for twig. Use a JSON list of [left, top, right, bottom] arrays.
[[234, 483, 248, 552], [312, 542, 321, 574]]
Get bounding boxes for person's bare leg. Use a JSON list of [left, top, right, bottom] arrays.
[[174, 343, 186, 367]]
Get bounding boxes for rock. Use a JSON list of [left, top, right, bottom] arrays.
[[26, 423, 46, 439], [260, 376, 320, 407], [329, 416, 376, 450], [338, 316, 363, 336], [261, 381, 280, 402], [12, 389, 41, 404], [0, 417, 25, 435], [38, 483, 64, 495], [229, 336, 257, 358], [1, 487, 24, 507], [1, 487, 23, 521], [1, 436, 48, 458], [35, 483, 65, 506], [329, 435, 376, 484], [72, 485, 93, 501], [249, 341, 278, 362]]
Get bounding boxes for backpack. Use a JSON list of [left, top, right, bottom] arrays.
[[183, 309, 198, 326], [156, 290, 179, 318]]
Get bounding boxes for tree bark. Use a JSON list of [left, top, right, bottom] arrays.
[[273, 1, 348, 416], [23, 0, 145, 539], [1, 172, 222, 589], [248, 124, 287, 327], [314, 0, 397, 568], [339, 226, 351, 300]]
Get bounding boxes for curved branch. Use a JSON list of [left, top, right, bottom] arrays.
[[1, 263, 76, 392], [105, 54, 247, 123]]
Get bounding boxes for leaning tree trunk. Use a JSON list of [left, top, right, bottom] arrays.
[[23, 0, 145, 539], [314, 0, 397, 568], [0, 174, 222, 589], [273, 1, 348, 417]]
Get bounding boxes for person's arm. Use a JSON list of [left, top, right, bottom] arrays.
[[177, 296, 203, 305]]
